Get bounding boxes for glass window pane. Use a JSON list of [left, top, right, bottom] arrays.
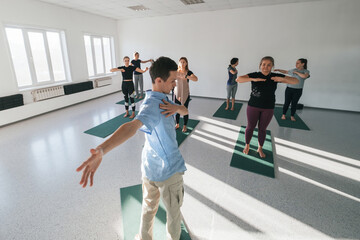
[[93, 37, 104, 74], [47, 32, 65, 81], [84, 35, 94, 76], [103, 37, 112, 74], [5, 28, 32, 87], [28, 32, 51, 82]]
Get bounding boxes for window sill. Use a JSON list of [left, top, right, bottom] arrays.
[[88, 74, 115, 81], [19, 81, 70, 92]]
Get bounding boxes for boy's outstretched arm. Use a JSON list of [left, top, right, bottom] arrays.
[[76, 119, 143, 188], [160, 99, 188, 118]]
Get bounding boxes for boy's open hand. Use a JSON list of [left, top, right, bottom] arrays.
[[160, 99, 178, 118], [76, 148, 103, 188]]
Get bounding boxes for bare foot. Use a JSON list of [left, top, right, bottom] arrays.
[[225, 106, 229, 110], [175, 124, 180, 130], [257, 148, 266, 158], [124, 111, 129, 117], [243, 145, 250, 155], [231, 107, 235, 111], [182, 125, 187, 132], [129, 112, 135, 119], [139, 95, 144, 99], [291, 116, 296, 121], [281, 114, 286, 120]]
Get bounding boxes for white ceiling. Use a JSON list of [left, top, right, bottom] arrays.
[[38, 0, 323, 20]]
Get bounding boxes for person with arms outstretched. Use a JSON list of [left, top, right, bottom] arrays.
[[236, 56, 298, 158], [111, 56, 148, 119], [131, 52, 154, 99], [78, 56, 188, 240], [275, 58, 310, 121]]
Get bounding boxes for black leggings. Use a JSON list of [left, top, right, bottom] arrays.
[[122, 81, 135, 111], [175, 96, 190, 126], [282, 87, 303, 116]]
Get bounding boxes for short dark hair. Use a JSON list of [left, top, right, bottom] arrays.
[[230, 58, 238, 65], [150, 57, 178, 83]]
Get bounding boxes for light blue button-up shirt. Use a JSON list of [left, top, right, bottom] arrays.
[[135, 90, 186, 182]]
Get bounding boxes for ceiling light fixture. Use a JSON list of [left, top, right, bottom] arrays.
[[180, 0, 205, 5], [127, 5, 149, 11]]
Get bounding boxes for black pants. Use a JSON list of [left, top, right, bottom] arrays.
[[282, 87, 303, 116], [122, 81, 135, 111], [175, 95, 190, 126]]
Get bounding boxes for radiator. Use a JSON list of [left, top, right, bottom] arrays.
[[31, 86, 65, 102], [94, 76, 112, 87]]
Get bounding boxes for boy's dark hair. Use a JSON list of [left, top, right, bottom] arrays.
[[150, 57, 178, 83]]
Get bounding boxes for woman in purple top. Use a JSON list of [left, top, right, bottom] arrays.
[[236, 56, 298, 158]]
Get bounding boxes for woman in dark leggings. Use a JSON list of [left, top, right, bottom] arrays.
[[110, 56, 148, 119], [236, 56, 298, 158], [174, 57, 198, 132], [275, 58, 310, 121]]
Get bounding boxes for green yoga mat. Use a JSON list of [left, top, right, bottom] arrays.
[[212, 101, 243, 120], [116, 97, 144, 105], [273, 107, 310, 130], [85, 113, 199, 146], [120, 184, 191, 240], [176, 118, 200, 146], [230, 126, 275, 178], [84, 112, 138, 138]]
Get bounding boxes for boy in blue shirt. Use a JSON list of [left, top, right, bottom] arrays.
[[77, 57, 188, 240]]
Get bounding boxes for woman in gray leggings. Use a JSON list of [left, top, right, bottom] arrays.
[[226, 58, 239, 110], [131, 52, 153, 99]]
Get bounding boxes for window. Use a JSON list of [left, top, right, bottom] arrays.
[[84, 34, 115, 77], [5, 26, 70, 88]]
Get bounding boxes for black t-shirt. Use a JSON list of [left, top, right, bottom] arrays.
[[118, 65, 137, 80], [131, 59, 142, 75], [186, 70, 193, 83], [247, 72, 285, 109]]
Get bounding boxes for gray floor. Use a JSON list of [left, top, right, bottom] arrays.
[[0, 93, 359, 240]]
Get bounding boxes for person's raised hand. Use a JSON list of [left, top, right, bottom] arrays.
[[76, 147, 103, 188], [160, 99, 178, 118]]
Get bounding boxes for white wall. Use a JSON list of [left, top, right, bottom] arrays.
[[117, 0, 360, 112], [0, 0, 121, 126]]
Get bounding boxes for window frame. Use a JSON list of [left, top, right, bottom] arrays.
[[83, 33, 116, 78], [4, 25, 71, 90]]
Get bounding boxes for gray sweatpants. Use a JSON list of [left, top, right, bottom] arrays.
[[134, 74, 144, 97], [226, 84, 238, 99]]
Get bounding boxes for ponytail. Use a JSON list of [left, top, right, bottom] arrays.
[[299, 58, 308, 69]]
